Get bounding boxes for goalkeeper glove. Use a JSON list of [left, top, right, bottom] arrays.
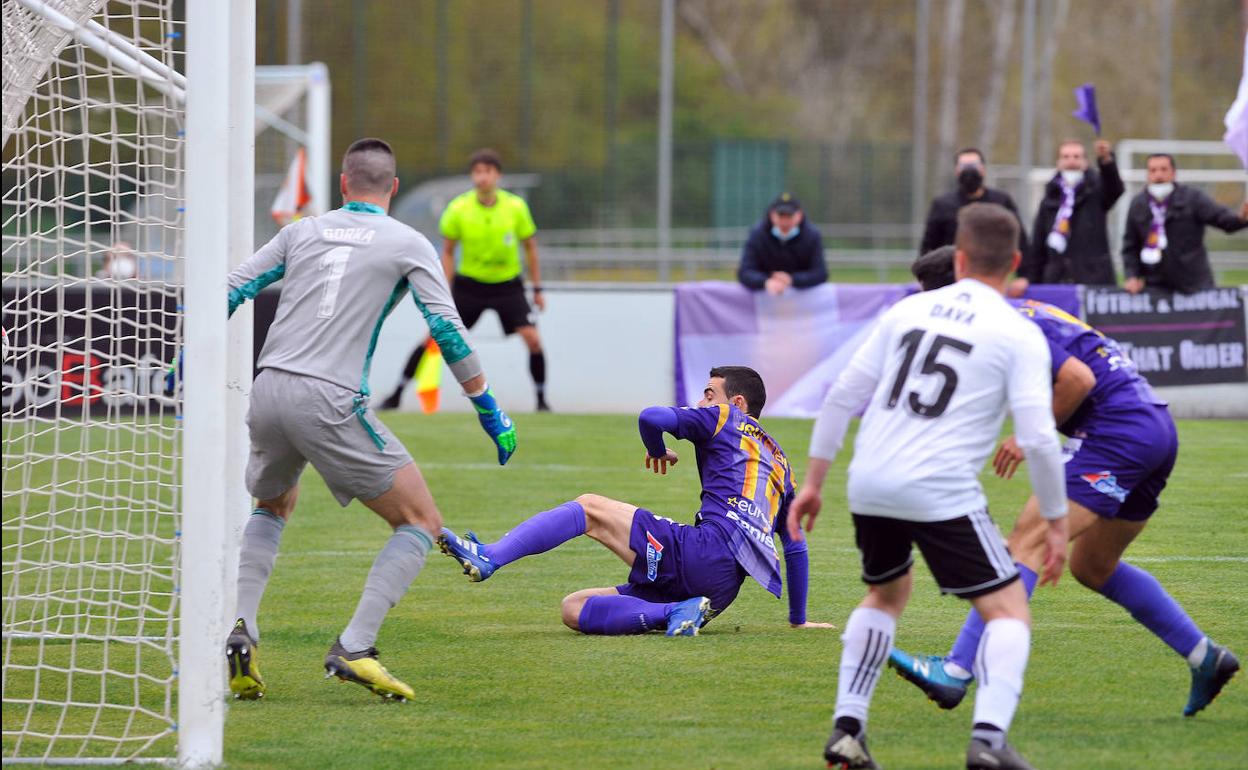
[[164, 349, 183, 396], [469, 386, 516, 465]]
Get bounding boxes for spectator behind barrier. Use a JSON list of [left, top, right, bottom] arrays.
[[919, 148, 1029, 286], [1018, 139, 1123, 291], [737, 192, 827, 296], [1122, 153, 1248, 295]]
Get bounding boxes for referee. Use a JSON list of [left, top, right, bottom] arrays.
[[440, 148, 550, 412]]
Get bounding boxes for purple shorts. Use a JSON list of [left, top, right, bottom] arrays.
[[616, 508, 747, 617], [1064, 404, 1178, 521]]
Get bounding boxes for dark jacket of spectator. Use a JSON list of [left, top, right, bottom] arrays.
[[1122, 184, 1248, 294], [1022, 161, 1124, 285], [738, 220, 827, 289], [919, 188, 1029, 256]]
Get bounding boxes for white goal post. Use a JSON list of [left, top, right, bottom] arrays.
[[2, 0, 252, 766]]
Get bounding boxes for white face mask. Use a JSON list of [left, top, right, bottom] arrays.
[[1060, 169, 1084, 187], [1148, 182, 1174, 200]]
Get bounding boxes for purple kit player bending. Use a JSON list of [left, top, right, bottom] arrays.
[[892, 246, 1239, 717], [438, 366, 829, 636]]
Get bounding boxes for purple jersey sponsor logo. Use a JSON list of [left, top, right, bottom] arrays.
[[645, 531, 664, 581], [1082, 470, 1128, 503]]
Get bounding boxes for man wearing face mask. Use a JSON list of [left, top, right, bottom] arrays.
[[738, 193, 827, 296], [919, 148, 1029, 259], [1016, 139, 1123, 291], [1122, 153, 1248, 295]]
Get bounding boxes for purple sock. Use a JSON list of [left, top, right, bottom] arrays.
[[482, 501, 586, 567], [577, 595, 674, 635], [947, 563, 1038, 673], [1098, 561, 1203, 657]]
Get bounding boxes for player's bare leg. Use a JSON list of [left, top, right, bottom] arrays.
[[227, 485, 299, 700], [516, 324, 549, 411], [323, 463, 441, 702], [825, 572, 912, 769]]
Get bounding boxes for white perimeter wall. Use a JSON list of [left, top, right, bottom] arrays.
[[370, 288, 676, 415], [368, 287, 1248, 419]]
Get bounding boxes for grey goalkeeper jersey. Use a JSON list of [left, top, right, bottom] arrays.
[[227, 203, 482, 395]]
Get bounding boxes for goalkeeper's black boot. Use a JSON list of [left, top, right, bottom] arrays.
[[225, 619, 265, 700]]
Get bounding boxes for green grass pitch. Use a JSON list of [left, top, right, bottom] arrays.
[[3, 413, 1243, 767], [216, 413, 1246, 770]]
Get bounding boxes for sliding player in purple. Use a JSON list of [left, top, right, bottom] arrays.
[[891, 245, 1240, 718], [439, 366, 827, 636]]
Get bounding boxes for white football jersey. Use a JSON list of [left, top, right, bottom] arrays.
[[838, 278, 1054, 521]]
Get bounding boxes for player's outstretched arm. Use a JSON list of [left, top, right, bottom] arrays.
[[227, 227, 290, 317], [407, 233, 515, 464], [638, 406, 680, 474], [1012, 402, 1068, 586]]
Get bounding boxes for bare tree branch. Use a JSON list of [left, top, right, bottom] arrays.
[[678, 0, 748, 93]]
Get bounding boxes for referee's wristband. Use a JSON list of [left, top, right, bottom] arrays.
[[531, 285, 543, 293]]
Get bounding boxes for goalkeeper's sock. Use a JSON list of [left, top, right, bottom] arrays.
[[1097, 561, 1204, 659], [235, 508, 285, 642], [339, 525, 432, 653], [482, 501, 585, 567], [577, 595, 674, 635]]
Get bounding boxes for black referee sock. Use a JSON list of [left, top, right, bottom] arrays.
[[529, 351, 546, 386]]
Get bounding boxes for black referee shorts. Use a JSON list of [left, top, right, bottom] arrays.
[[852, 509, 1020, 599], [451, 275, 535, 335]]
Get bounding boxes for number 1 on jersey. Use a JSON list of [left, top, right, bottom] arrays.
[[317, 245, 353, 318]]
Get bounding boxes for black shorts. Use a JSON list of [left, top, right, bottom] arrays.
[[451, 275, 534, 335], [852, 509, 1019, 599]]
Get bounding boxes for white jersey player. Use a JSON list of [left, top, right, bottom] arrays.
[[791, 203, 1069, 770], [221, 138, 516, 704]]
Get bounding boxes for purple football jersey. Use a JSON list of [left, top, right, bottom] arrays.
[[1012, 299, 1165, 435], [668, 403, 795, 597]]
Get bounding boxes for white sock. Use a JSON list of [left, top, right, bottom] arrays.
[[339, 525, 432, 653], [1186, 637, 1209, 668], [972, 618, 1031, 736], [234, 509, 285, 642], [833, 607, 896, 728], [943, 660, 973, 680]]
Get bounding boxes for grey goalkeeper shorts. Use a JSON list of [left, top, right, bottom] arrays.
[[245, 368, 413, 506]]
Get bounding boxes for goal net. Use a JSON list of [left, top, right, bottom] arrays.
[[2, 0, 233, 764]]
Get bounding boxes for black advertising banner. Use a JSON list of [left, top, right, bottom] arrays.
[[2, 284, 281, 417], [1082, 287, 1248, 387]]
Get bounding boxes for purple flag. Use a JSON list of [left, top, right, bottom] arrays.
[[1072, 83, 1101, 136]]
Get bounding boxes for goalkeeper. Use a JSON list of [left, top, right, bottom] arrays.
[[222, 137, 516, 703]]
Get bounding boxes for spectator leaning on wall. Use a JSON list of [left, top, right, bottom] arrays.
[[1017, 139, 1123, 291], [738, 193, 827, 295], [1122, 153, 1248, 295]]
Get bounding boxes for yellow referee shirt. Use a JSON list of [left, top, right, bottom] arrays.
[[439, 189, 537, 284]]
